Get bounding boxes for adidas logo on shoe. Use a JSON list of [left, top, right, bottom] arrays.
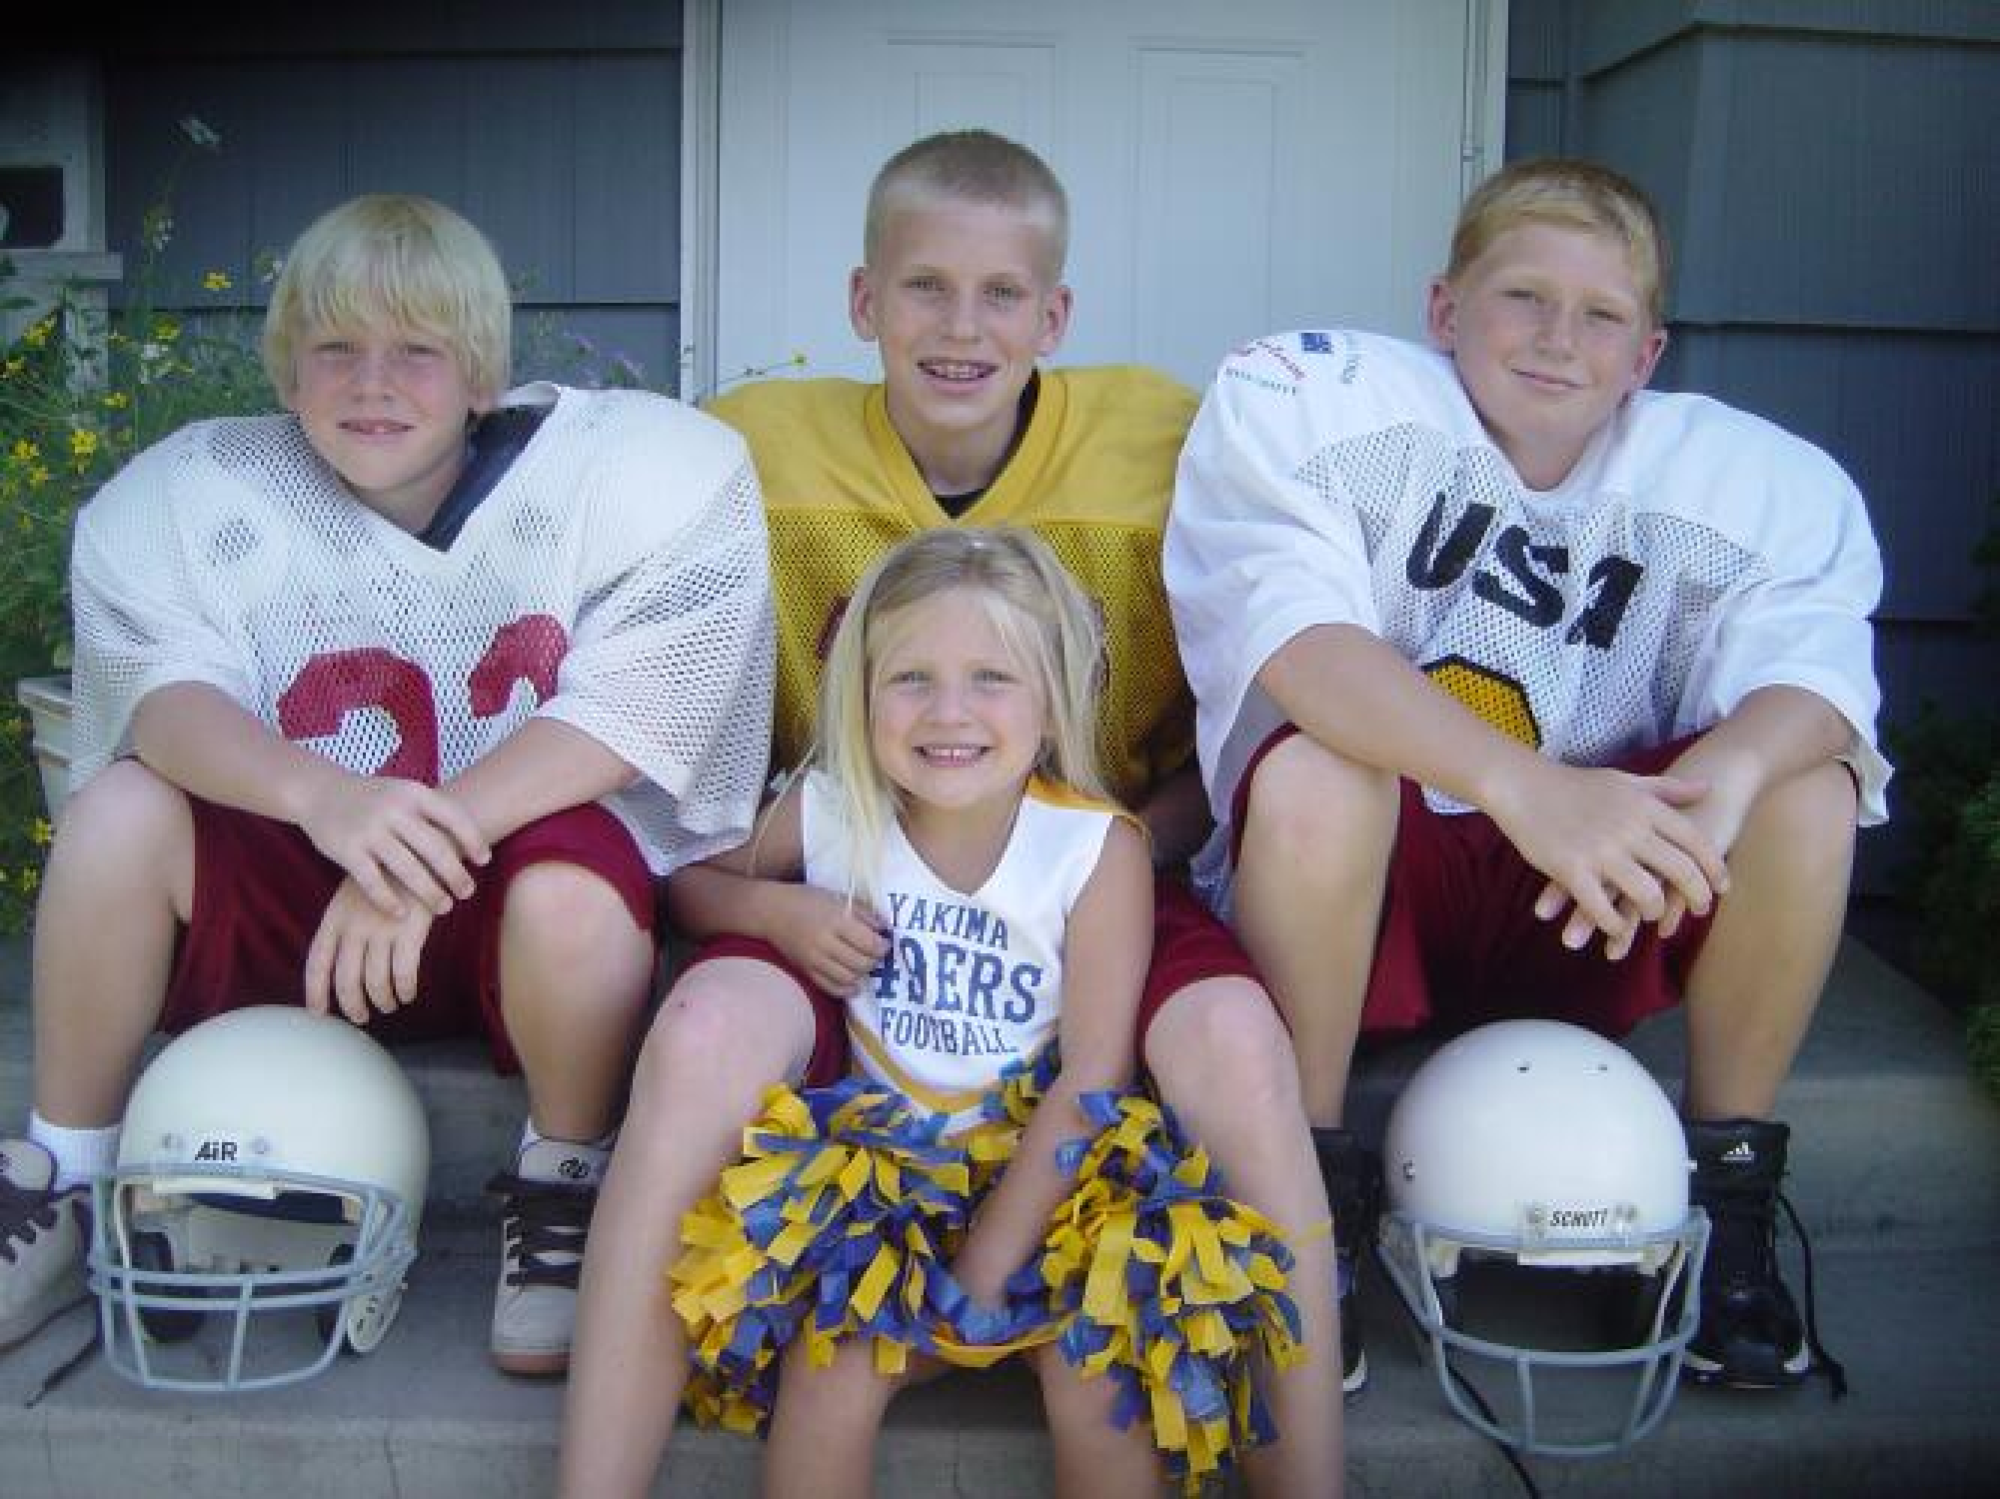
[[1721, 1141, 1756, 1165]]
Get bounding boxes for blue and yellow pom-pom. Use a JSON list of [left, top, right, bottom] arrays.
[[1036, 1091, 1304, 1490], [670, 1055, 1303, 1488], [671, 1073, 983, 1425]]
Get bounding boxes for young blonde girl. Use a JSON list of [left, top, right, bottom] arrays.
[[668, 531, 1312, 1499], [670, 527, 1163, 1497]]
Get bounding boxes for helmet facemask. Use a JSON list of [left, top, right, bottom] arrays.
[[1376, 1019, 1710, 1457], [87, 1007, 428, 1392]]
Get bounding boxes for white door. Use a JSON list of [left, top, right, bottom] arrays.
[[690, 0, 1506, 396]]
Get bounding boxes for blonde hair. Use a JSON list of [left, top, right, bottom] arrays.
[[1447, 158, 1669, 326], [864, 129, 1070, 283], [262, 194, 512, 402], [814, 527, 1109, 903]]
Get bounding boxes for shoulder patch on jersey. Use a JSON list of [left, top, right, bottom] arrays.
[[1224, 331, 1365, 397]]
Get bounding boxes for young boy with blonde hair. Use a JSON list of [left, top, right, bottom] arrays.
[[1167, 157, 1888, 1391], [562, 130, 1344, 1497], [0, 194, 774, 1375]]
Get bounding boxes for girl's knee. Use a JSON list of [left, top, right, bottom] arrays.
[[633, 962, 813, 1102]]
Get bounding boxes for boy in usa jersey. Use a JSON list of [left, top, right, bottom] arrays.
[[0, 195, 774, 1376], [1167, 159, 1888, 1394]]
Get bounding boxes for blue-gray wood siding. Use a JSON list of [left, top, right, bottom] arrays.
[[1507, 0, 2000, 888], [88, 1, 686, 394], [27, 0, 1997, 887]]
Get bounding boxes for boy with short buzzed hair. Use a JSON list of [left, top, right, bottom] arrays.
[[1167, 157, 1888, 1392], [562, 130, 1343, 1498], [0, 194, 774, 1376]]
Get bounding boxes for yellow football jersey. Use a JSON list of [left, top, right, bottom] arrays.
[[710, 367, 1197, 806]]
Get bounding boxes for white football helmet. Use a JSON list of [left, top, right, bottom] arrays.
[[1376, 1019, 1708, 1456], [88, 1006, 429, 1392]]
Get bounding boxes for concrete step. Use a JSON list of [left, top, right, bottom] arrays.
[[4, 933, 1998, 1496], [7, 937, 1996, 1244], [1, 1219, 1993, 1498]]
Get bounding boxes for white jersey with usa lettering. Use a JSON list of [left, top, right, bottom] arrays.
[[69, 383, 775, 875], [1166, 329, 1889, 912], [801, 772, 1116, 1134]]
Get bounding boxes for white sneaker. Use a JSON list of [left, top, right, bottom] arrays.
[[0, 1138, 90, 1351], [486, 1139, 600, 1375]]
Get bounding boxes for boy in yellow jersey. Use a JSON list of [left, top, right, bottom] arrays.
[[561, 131, 1344, 1498]]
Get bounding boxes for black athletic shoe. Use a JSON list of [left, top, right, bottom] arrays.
[[1314, 1126, 1379, 1398], [1682, 1117, 1844, 1395]]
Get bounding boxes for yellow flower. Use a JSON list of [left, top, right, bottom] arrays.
[[27, 465, 49, 488], [9, 438, 39, 464], [203, 270, 233, 292], [29, 818, 52, 847], [153, 319, 182, 343], [101, 390, 130, 410], [16, 867, 39, 896], [22, 319, 53, 349], [70, 429, 100, 462], [1, 358, 22, 379]]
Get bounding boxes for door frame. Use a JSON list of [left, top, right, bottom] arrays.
[[679, 0, 1508, 400]]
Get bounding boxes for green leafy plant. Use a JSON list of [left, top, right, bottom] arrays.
[[1888, 495, 2000, 1098], [0, 117, 274, 930]]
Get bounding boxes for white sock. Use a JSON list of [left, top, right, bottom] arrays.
[[516, 1120, 615, 1188], [29, 1112, 120, 1191]]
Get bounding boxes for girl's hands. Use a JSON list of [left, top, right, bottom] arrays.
[[765, 884, 891, 994]]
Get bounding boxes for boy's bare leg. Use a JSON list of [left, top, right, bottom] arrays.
[[32, 761, 194, 1125], [1229, 734, 1398, 1129], [1148, 978, 1343, 1497], [559, 960, 820, 1499], [1033, 1341, 1170, 1499], [1682, 760, 1857, 1120], [497, 862, 655, 1141]]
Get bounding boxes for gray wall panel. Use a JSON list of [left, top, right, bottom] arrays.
[[344, 59, 471, 204], [573, 57, 682, 304], [462, 60, 583, 304], [32, 1, 683, 55], [1661, 328, 2000, 625], [1508, 0, 1569, 82], [1682, 34, 1999, 328], [99, 18, 683, 387], [1505, 85, 1565, 161]]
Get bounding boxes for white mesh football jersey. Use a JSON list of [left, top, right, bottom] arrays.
[[1167, 330, 1889, 907], [801, 772, 1116, 1134], [70, 383, 775, 874]]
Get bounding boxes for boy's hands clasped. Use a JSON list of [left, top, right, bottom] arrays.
[[298, 772, 491, 916], [1488, 759, 1732, 962], [297, 772, 491, 1020], [305, 876, 438, 1022]]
